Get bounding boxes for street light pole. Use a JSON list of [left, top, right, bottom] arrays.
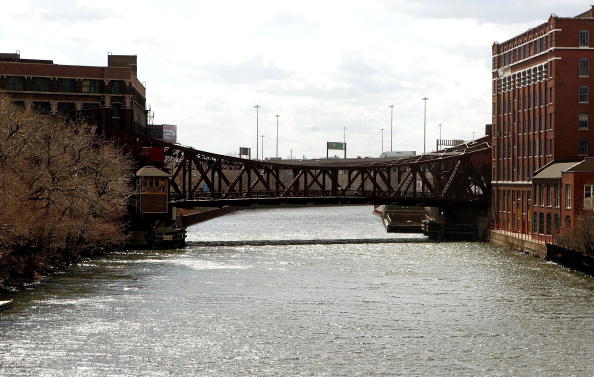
[[389, 105, 394, 152], [422, 98, 428, 154], [275, 114, 279, 159], [381, 128, 384, 154], [261, 134, 265, 160], [254, 105, 260, 160]]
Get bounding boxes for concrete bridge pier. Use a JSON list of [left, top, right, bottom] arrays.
[[422, 206, 489, 241], [126, 206, 187, 249]]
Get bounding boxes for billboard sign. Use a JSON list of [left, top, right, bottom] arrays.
[[162, 124, 177, 143]]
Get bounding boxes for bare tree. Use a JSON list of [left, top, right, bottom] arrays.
[[555, 210, 594, 257], [0, 96, 132, 286]]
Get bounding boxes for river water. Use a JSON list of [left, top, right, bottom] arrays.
[[0, 206, 593, 376]]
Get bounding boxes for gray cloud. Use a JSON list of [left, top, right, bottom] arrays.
[[375, 0, 588, 23], [28, 0, 116, 23], [204, 55, 292, 84], [265, 12, 320, 37]]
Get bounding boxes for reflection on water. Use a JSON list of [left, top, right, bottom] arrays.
[[1, 206, 593, 376]]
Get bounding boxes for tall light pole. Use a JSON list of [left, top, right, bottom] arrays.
[[343, 126, 347, 159], [261, 134, 265, 160], [422, 98, 428, 154], [389, 105, 394, 152], [254, 105, 260, 160], [380, 128, 384, 154], [275, 114, 279, 159]]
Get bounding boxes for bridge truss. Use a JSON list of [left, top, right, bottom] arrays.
[[156, 136, 491, 208]]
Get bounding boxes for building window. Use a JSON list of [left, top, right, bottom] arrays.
[[58, 78, 76, 93], [580, 58, 590, 76], [579, 139, 589, 156], [579, 86, 589, 103], [57, 102, 76, 114], [111, 80, 124, 94], [547, 184, 553, 206], [584, 185, 594, 209], [554, 214, 560, 230], [33, 101, 51, 114], [580, 30, 590, 47], [546, 214, 552, 234], [82, 79, 100, 93], [565, 215, 571, 229], [32, 77, 50, 92], [539, 213, 545, 234], [111, 103, 122, 119], [82, 102, 99, 117], [579, 113, 589, 129], [6, 76, 24, 91], [566, 184, 572, 209]]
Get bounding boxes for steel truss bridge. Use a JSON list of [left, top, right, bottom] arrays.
[[155, 136, 491, 208]]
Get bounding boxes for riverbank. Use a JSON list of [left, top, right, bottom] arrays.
[[0, 244, 114, 291], [490, 230, 594, 276]]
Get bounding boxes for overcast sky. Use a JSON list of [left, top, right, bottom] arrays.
[[1, 1, 590, 158]]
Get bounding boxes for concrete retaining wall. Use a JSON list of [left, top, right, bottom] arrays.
[[489, 231, 547, 259]]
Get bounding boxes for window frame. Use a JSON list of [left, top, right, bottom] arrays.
[[580, 58, 590, 77], [580, 30, 590, 47], [579, 85, 589, 103], [579, 112, 589, 130], [579, 139, 589, 156], [584, 185, 594, 210], [6, 76, 24, 91], [82, 79, 100, 93], [31, 77, 50, 92]]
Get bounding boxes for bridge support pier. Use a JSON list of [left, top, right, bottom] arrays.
[[422, 206, 489, 241], [126, 207, 187, 249]]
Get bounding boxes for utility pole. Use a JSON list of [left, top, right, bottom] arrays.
[[261, 134, 265, 160], [389, 105, 394, 152], [275, 114, 279, 158], [254, 105, 260, 160], [381, 128, 384, 154]]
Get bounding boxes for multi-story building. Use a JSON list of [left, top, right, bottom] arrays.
[[0, 52, 148, 136], [492, 6, 594, 238]]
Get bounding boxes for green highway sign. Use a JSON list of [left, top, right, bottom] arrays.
[[327, 142, 345, 150]]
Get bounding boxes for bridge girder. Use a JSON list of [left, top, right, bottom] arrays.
[[159, 137, 491, 207]]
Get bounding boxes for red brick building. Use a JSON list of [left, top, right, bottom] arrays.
[[0, 52, 149, 137], [492, 6, 594, 238]]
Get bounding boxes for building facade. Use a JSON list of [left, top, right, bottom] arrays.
[[0, 52, 148, 137], [492, 6, 594, 237]]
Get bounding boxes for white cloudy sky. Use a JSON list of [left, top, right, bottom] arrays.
[[0, 0, 590, 158]]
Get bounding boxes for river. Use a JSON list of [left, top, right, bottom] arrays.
[[0, 206, 593, 376]]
